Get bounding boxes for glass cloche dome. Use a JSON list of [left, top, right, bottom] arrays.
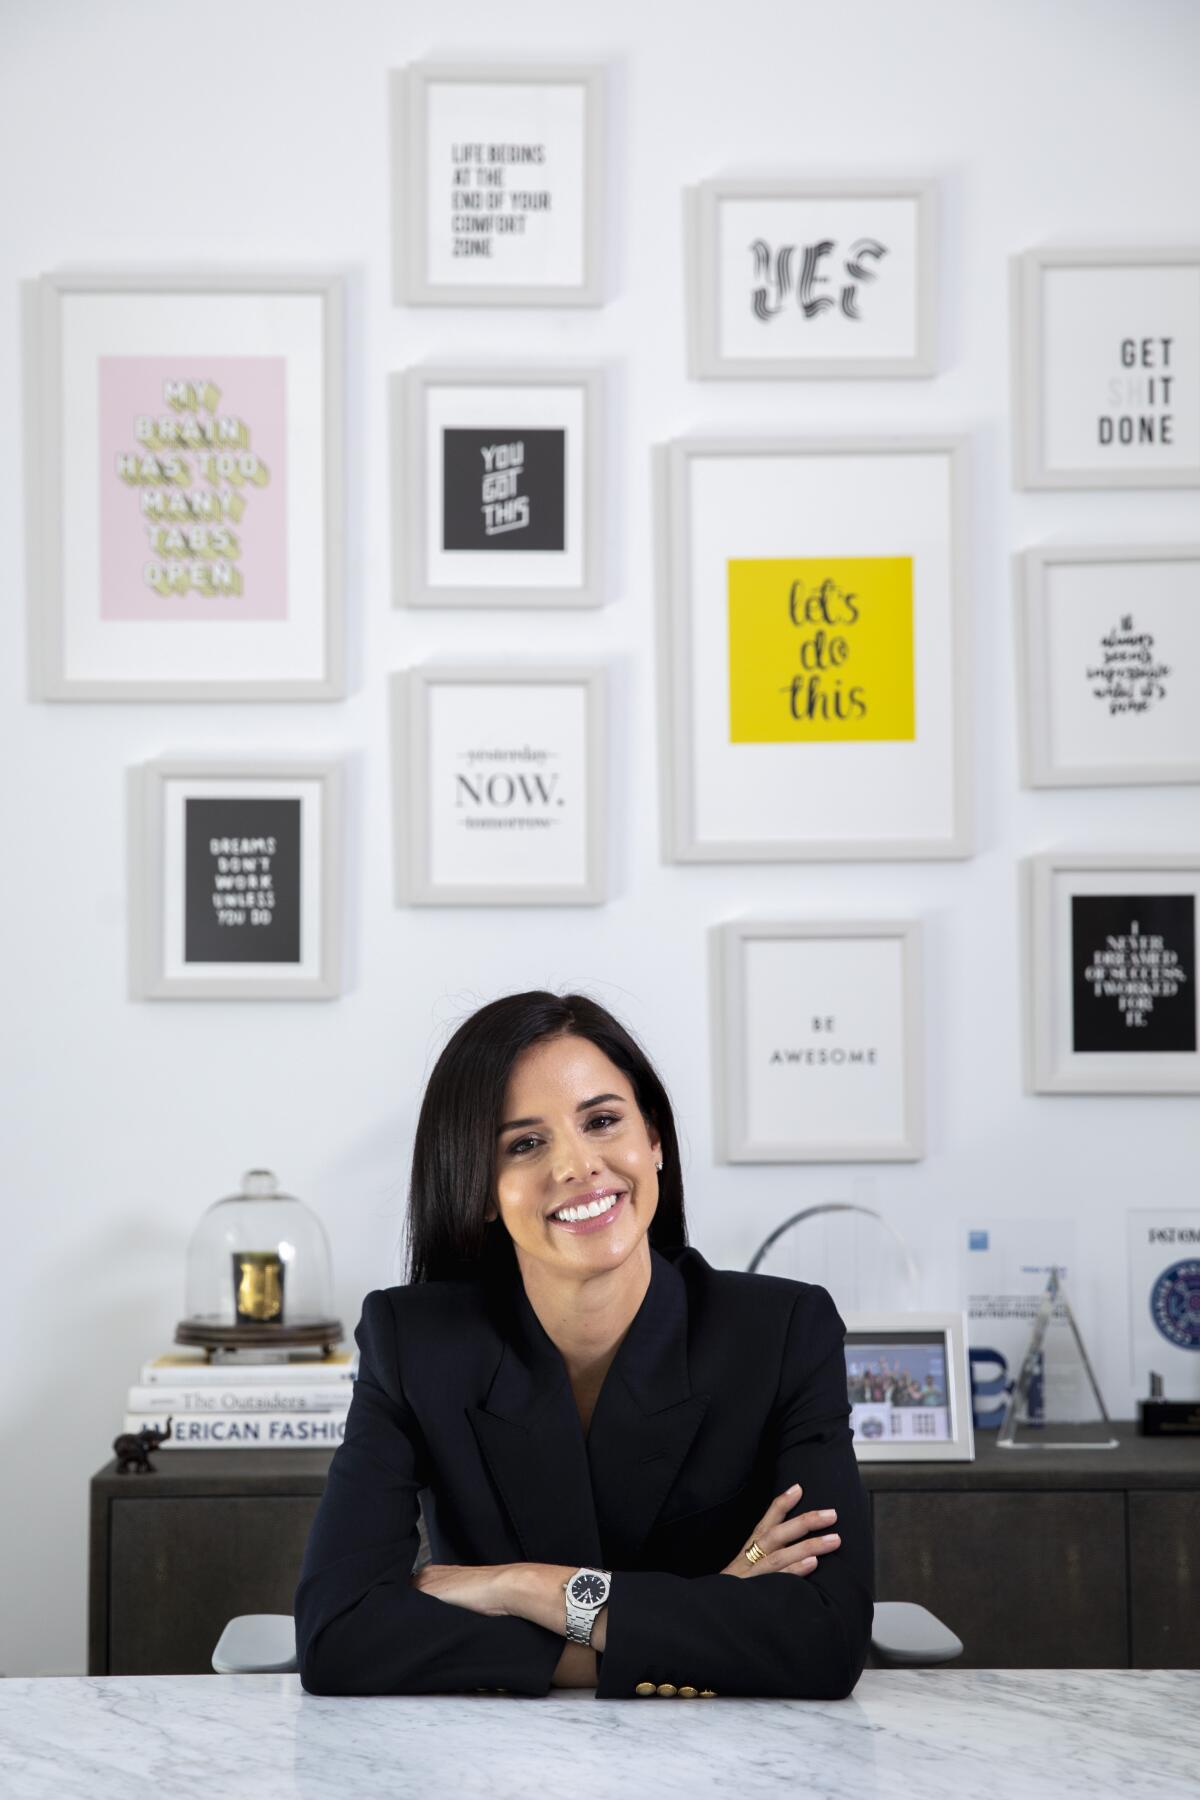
[[175, 1169, 343, 1356]]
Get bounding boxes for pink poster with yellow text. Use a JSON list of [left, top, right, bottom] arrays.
[[98, 355, 288, 623]]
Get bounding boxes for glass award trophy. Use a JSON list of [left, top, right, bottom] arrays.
[[996, 1265, 1119, 1450], [747, 1197, 921, 1312]]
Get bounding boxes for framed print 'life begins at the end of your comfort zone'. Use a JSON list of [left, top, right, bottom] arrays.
[[35, 271, 344, 700], [393, 63, 606, 307], [657, 437, 971, 861]]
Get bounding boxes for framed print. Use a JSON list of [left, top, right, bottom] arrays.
[[392, 665, 606, 905], [687, 177, 936, 379], [36, 271, 344, 700], [393, 63, 605, 307], [396, 367, 603, 608], [658, 436, 971, 861], [128, 756, 343, 999], [712, 919, 924, 1162], [842, 1312, 975, 1463], [1017, 544, 1200, 787], [1012, 246, 1200, 488], [1023, 851, 1200, 1093]]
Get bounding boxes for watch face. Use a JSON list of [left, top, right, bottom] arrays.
[[570, 1572, 607, 1606]]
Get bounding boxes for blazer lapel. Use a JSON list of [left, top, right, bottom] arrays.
[[467, 1279, 605, 1569], [587, 1250, 710, 1566], [466, 1249, 709, 1570]]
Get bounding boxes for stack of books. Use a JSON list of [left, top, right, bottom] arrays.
[[123, 1347, 357, 1449]]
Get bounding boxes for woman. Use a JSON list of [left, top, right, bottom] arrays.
[[294, 992, 874, 1699]]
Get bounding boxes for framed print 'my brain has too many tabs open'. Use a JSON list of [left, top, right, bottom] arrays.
[[658, 437, 972, 861]]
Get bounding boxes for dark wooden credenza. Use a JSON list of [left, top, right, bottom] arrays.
[[88, 1423, 1200, 1675]]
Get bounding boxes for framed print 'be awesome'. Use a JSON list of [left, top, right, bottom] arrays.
[[659, 438, 971, 861], [36, 271, 344, 699]]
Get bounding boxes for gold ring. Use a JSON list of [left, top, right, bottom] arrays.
[[743, 1539, 767, 1565]]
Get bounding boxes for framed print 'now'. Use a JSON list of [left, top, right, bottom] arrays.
[[392, 665, 606, 905], [658, 437, 971, 861], [36, 271, 344, 700], [128, 756, 344, 1000], [713, 919, 924, 1162], [397, 367, 603, 607], [394, 63, 606, 307], [687, 177, 936, 379]]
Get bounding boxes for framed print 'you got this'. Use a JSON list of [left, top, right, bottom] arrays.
[[35, 270, 344, 700]]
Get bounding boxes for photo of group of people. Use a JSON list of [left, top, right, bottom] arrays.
[[845, 1336, 951, 1442]]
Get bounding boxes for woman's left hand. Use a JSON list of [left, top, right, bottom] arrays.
[[410, 1563, 513, 1617]]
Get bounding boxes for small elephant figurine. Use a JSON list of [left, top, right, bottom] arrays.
[[113, 1417, 174, 1473]]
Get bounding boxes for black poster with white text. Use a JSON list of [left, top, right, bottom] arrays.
[[184, 797, 302, 965], [1071, 893, 1196, 1053], [442, 427, 566, 551]]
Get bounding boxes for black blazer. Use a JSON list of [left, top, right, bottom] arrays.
[[294, 1243, 874, 1700]]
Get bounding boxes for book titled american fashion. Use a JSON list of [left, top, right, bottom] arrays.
[[123, 1410, 348, 1447], [139, 1350, 356, 1384]]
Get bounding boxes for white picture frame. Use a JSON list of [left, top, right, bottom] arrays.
[[842, 1311, 976, 1463], [686, 176, 937, 379], [391, 665, 607, 905], [35, 270, 344, 700], [128, 755, 344, 1000], [658, 436, 972, 861], [1011, 246, 1200, 489], [712, 919, 924, 1162], [392, 62, 606, 307], [395, 366, 604, 608], [1023, 851, 1200, 1094], [1016, 543, 1200, 787]]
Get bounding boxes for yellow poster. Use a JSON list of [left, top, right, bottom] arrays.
[[727, 557, 916, 743]]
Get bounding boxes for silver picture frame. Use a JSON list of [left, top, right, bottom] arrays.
[[711, 917, 925, 1163], [35, 269, 345, 701], [842, 1310, 976, 1463], [657, 435, 972, 861], [1015, 543, 1200, 788], [391, 664, 607, 906], [392, 62, 606, 308], [686, 176, 937, 380], [394, 365, 605, 608], [1011, 245, 1200, 489], [128, 754, 344, 1000]]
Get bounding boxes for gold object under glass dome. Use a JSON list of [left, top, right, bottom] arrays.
[[176, 1169, 343, 1357]]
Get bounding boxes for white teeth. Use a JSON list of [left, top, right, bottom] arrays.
[[552, 1193, 620, 1224]]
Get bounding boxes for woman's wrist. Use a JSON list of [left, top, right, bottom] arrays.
[[502, 1562, 608, 1653]]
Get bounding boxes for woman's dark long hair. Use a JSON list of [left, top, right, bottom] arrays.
[[404, 991, 688, 1285]]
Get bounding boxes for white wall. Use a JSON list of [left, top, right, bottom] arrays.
[[2, 0, 1198, 1677]]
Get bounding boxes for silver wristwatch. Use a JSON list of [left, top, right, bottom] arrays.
[[563, 1566, 612, 1645]]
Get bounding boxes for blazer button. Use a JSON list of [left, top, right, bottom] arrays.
[[699, 1688, 718, 1697], [678, 1686, 698, 1698], [634, 1682, 656, 1697], [656, 1683, 678, 1697]]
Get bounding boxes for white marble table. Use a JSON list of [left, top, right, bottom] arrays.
[[1, 1670, 1197, 1799]]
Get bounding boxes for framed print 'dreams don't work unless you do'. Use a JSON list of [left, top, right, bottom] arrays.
[[35, 271, 344, 700], [658, 437, 971, 861], [128, 756, 344, 1000]]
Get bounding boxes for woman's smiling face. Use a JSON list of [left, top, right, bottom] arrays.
[[490, 1033, 661, 1279]]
